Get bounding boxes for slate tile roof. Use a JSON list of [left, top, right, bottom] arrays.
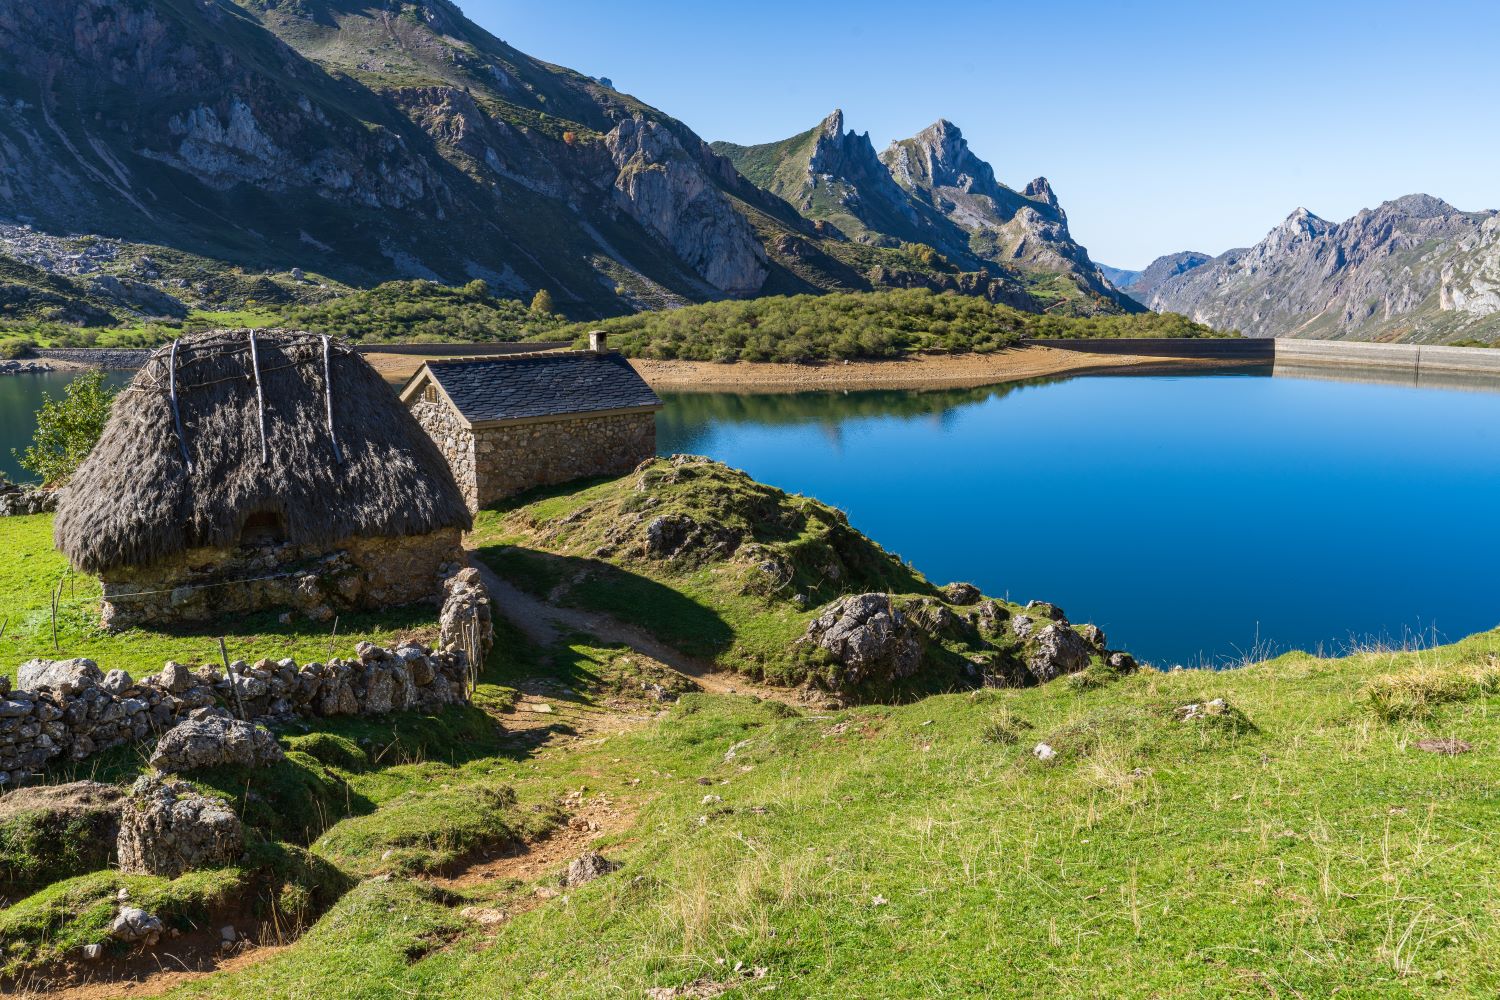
[[423, 351, 662, 425]]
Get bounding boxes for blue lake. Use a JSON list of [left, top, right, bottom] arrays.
[[657, 370, 1500, 668], [5, 366, 1498, 667]]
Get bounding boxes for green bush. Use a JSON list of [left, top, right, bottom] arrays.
[[551, 288, 1228, 363], [13, 369, 117, 486]]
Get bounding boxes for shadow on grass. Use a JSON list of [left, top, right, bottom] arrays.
[[474, 543, 735, 661]]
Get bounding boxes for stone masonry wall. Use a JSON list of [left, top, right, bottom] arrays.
[[0, 575, 495, 787], [472, 410, 656, 508], [410, 397, 478, 509], [99, 528, 464, 630]]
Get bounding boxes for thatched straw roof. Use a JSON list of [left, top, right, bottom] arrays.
[[55, 330, 471, 574]]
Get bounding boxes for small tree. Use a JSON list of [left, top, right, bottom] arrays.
[[14, 370, 117, 487], [462, 278, 490, 299], [530, 288, 555, 314]]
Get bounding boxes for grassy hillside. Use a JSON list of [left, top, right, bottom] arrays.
[[7, 462, 1498, 996], [547, 289, 1228, 363]]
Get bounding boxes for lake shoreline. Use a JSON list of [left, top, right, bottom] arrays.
[[630, 346, 1259, 392]]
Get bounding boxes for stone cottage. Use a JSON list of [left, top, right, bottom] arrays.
[[53, 329, 472, 629], [401, 334, 662, 510]]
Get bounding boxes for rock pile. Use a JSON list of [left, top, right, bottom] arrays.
[[148, 714, 285, 773], [0, 475, 58, 516], [0, 359, 53, 375], [116, 775, 244, 878]]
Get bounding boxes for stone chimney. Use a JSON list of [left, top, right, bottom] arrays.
[[588, 330, 608, 354]]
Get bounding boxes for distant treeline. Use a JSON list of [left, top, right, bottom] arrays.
[[549, 289, 1231, 363], [3, 283, 1227, 362]]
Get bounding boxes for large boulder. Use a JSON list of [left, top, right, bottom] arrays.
[[798, 594, 924, 689], [17, 658, 103, 695], [562, 850, 620, 887], [1025, 623, 1095, 682], [116, 776, 244, 877], [148, 716, 285, 773]]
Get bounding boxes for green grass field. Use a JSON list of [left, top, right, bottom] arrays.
[[0, 515, 435, 683], [5, 473, 1500, 996]]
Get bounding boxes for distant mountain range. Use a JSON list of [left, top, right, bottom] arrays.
[[0, 0, 1128, 322], [713, 112, 1133, 313], [1117, 196, 1500, 342]]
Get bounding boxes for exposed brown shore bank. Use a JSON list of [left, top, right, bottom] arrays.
[[364, 345, 1253, 392]]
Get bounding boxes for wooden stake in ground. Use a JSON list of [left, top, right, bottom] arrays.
[[220, 636, 248, 721], [50, 577, 62, 652]]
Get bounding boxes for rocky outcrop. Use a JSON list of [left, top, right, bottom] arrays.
[[1110, 251, 1213, 303], [797, 594, 925, 689], [148, 715, 285, 773], [116, 776, 243, 878], [1023, 623, 1095, 682], [604, 116, 769, 295], [1148, 195, 1500, 341]]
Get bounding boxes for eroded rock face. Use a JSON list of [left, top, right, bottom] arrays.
[[116, 776, 243, 878], [799, 594, 924, 689], [17, 658, 104, 695], [148, 716, 285, 773], [1025, 623, 1094, 683], [604, 116, 768, 295]]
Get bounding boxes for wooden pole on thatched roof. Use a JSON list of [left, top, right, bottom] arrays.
[[248, 330, 268, 466], [169, 339, 192, 472], [321, 334, 344, 465]]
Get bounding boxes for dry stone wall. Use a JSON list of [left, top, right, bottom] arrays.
[[0, 575, 495, 786]]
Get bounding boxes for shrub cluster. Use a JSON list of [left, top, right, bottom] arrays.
[[554, 289, 1228, 363]]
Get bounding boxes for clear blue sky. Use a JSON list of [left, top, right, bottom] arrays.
[[464, 0, 1499, 269]]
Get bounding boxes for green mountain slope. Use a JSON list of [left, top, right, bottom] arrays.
[[716, 112, 1139, 315], [0, 0, 1124, 323]]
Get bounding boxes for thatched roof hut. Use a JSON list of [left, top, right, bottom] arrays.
[[55, 330, 470, 578]]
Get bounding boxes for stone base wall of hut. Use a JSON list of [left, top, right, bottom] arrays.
[[99, 528, 465, 630], [409, 398, 478, 508], [472, 411, 656, 508]]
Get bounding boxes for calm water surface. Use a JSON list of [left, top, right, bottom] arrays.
[[658, 372, 1500, 667], [5, 368, 1498, 666], [0, 371, 131, 483]]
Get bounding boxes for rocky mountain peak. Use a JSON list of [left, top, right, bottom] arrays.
[[818, 109, 846, 139], [1377, 193, 1458, 220], [1023, 177, 1058, 209]]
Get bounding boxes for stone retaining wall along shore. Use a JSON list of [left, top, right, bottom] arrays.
[[33, 347, 152, 369], [0, 571, 494, 786]]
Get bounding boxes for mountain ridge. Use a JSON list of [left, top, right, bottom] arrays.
[[0, 1, 1136, 324], [1146, 195, 1500, 341]]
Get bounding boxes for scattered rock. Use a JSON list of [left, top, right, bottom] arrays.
[[1033, 742, 1057, 762], [562, 851, 620, 887], [82, 943, 104, 961], [1416, 737, 1471, 755], [1106, 651, 1138, 674], [459, 905, 508, 927], [149, 716, 285, 773], [116, 776, 244, 878], [1175, 698, 1231, 722], [1077, 624, 1107, 652], [110, 906, 163, 946]]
